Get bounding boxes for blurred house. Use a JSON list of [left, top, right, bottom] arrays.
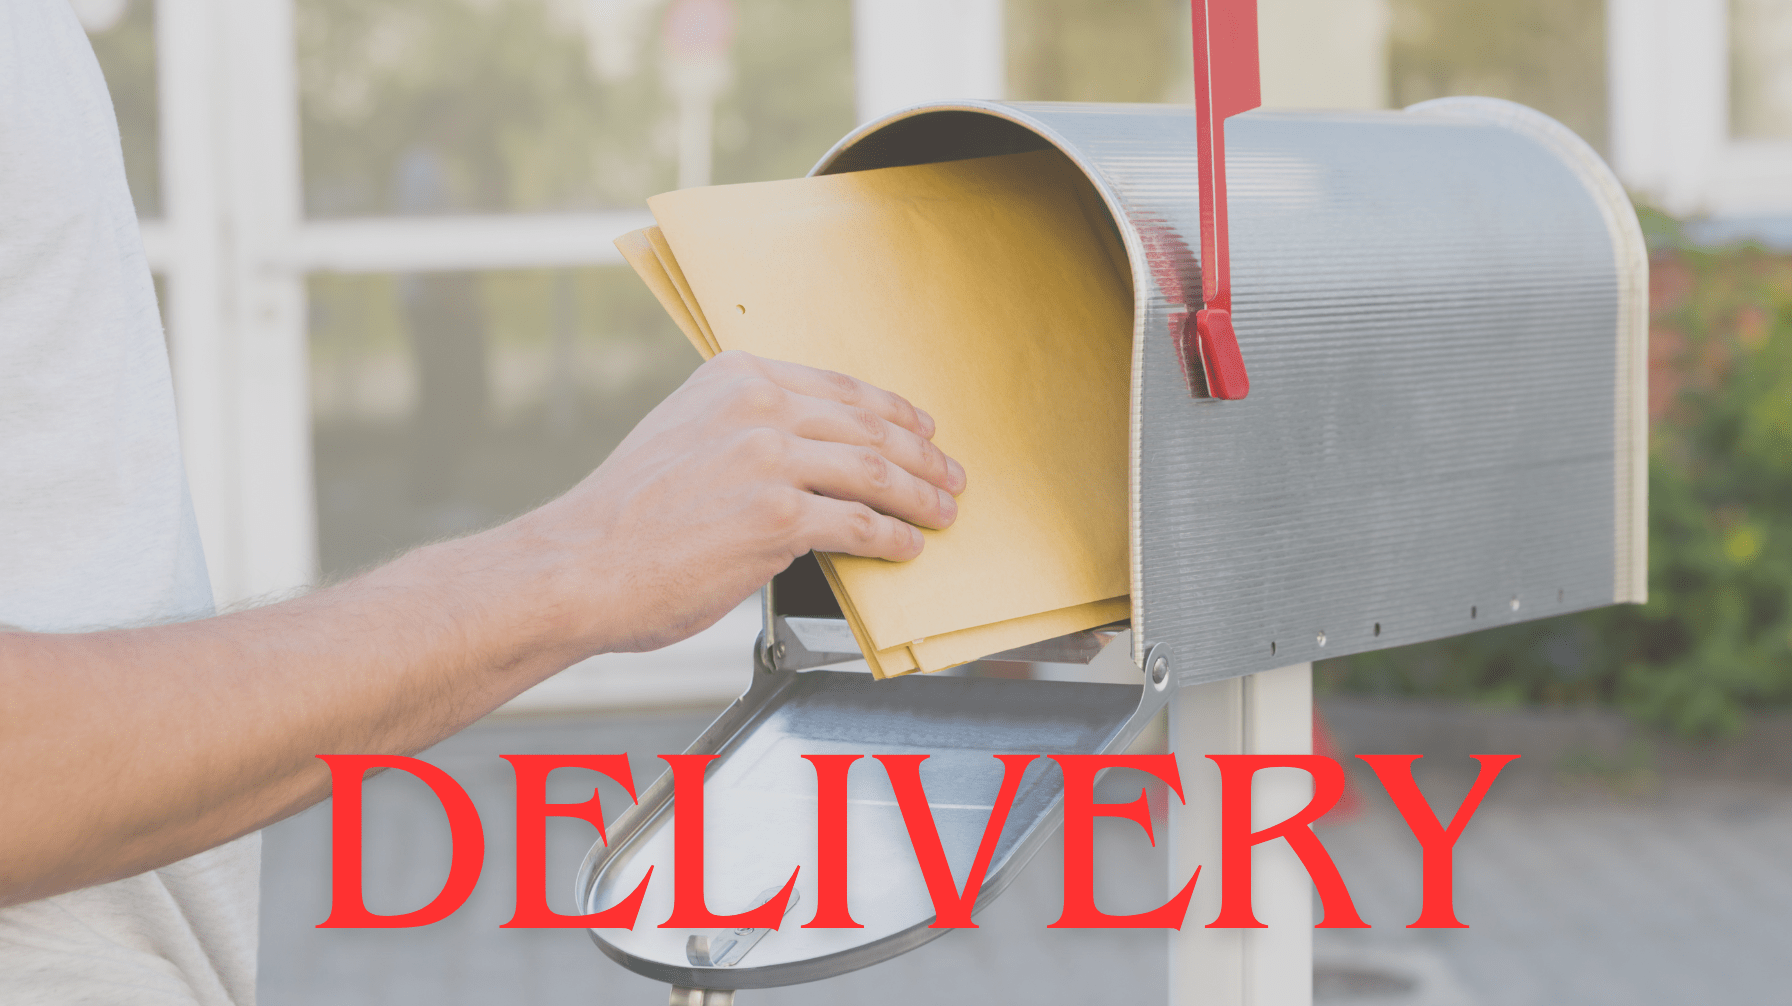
[[77, 0, 1792, 710]]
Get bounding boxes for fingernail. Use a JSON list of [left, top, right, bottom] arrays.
[[937, 489, 957, 523], [945, 458, 966, 493], [908, 525, 925, 554], [916, 409, 937, 437]]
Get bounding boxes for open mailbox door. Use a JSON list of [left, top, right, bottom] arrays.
[[577, 97, 1647, 997]]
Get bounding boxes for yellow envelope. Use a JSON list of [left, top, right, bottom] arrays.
[[624, 150, 1132, 676], [614, 227, 715, 356]]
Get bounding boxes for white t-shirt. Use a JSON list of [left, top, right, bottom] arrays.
[[0, 2, 259, 1003]]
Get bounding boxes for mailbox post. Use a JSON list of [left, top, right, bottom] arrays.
[[1173, 666, 1315, 1006]]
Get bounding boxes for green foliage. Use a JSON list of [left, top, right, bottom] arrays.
[[296, 0, 854, 215], [298, 0, 669, 214], [1323, 246, 1792, 737]]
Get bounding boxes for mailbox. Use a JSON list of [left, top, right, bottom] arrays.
[[577, 97, 1648, 999]]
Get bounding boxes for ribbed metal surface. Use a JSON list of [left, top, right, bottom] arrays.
[[814, 98, 1645, 686]]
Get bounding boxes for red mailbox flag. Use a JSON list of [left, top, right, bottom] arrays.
[[1189, 0, 1260, 400]]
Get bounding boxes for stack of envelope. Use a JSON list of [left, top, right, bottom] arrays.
[[617, 150, 1133, 677]]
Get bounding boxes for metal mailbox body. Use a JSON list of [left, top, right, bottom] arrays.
[[580, 98, 1648, 993], [813, 97, 1648, 682]]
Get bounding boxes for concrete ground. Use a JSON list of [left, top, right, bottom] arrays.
[[258, 698, 1792, 1006], [1312, 699, 1792, 1006]]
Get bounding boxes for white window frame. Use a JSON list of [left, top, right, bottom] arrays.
[[1610, 0, 1792, 219], [140, 0, 653, 607], [138, 0, 1009, 608]]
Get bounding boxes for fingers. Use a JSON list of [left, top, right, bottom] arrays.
[[787, 396, 967, 495], [724, 351, 937, 441], [781, 436, 956, 529], [799, 494, 926, 562], [702, 351, 964, 561]]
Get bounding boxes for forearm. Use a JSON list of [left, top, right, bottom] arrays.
[[1, 351, 966, 909], [0, 523, 582, 908]]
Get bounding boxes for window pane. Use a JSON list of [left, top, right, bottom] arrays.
[[309, 266, 695, 578], [81, 0, 162, 218], [1731, 0, 1792, 140], [1005, 0, 1193, 104], [1388, 0, 1607, 155], [297, 0, 854, 217]]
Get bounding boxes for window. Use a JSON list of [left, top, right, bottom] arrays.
[[1611, 0, 1792, 222], [97, 0, 857, 604], [1731, 0, 1792, 140], [294, 0, 854, 577]]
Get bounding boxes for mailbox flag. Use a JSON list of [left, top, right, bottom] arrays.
[[1193, 0, 1260, 122], [1188, 0, 1259, 400]]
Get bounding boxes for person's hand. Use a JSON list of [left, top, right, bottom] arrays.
[[504, 350, 967, 655]]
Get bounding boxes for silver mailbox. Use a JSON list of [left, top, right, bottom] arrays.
[[580, 98, 1648, 997], [795, 95, 1648, 683]]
